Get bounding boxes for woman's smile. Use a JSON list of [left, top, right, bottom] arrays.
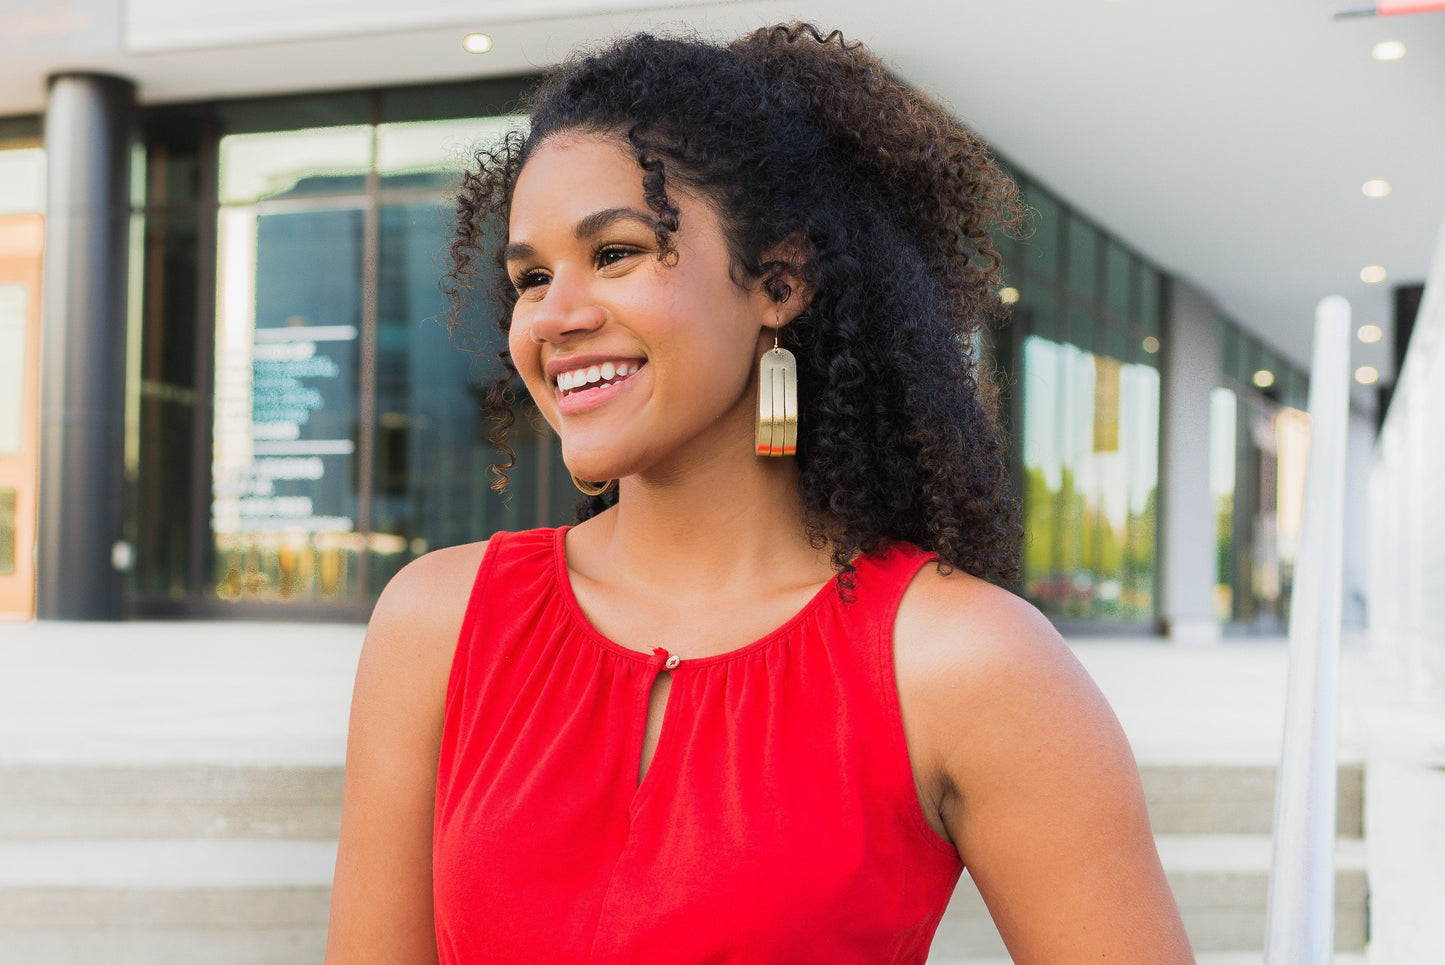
[[550, 358, 649, 415]]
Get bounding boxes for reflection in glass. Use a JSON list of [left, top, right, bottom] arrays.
[[219, 126, 371, 204], [1021, 334, 1158, 621], [1209, 387, 1237, 621], [212, 202, 364, 603], [376, 116, 519, 186], [368, 195, 574, 595]]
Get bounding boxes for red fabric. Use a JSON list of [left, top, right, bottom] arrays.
[[434, 527, 962, 964]]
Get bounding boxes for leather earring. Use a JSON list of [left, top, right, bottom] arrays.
[[571, 475, 616, 496], [755, 323, 798, 457]]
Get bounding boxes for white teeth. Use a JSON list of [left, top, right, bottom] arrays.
[[555, 361, 642, 393]]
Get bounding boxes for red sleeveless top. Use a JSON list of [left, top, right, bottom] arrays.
[[433, 527, 963, 963]]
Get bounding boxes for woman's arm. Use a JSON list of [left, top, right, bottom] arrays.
[[895, 571, 1195, 965], [324, 542, 486, 965]]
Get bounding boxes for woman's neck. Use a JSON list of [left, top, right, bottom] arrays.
[[572, 451, 833, 603]]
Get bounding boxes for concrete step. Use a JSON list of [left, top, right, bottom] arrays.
[[0, 762, 1368, 962], [0, 760, 1363, 841], [927, 835, 1368, 959], [0, 840, 333, 965], [0, 765, 343, 840], [0, 835, 1370, 961], [1141, 761, 1363, 837]]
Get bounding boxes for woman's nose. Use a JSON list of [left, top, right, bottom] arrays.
[[525, 273, 606, 344]]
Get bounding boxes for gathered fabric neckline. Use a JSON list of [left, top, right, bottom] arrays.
[[547, 525, 846, 669]]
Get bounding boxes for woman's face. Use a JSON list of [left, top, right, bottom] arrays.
[[505, 133, 776, 484]]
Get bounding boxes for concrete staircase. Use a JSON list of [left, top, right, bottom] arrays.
[[0, 759, 1367, 964], [926, 760, 1368, 964], [0, 764, 342, 965]]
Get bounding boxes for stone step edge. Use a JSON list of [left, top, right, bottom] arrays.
[[0, 835, 1364, 890], [1152, 834, 1367, 874], [0, 840, 336, 889]]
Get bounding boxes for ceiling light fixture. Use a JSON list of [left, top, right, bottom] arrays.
[[462, 32, 494, 54], [1357, 323, 1383, 344], [1372, 40, 1406, 61], [1360, 265, 1387, 284], [1362, 179, 1392, 198], [1253, 369, 1275, 389], [1355, 365, 1380, 386], [1142, 336, 1160, 354]]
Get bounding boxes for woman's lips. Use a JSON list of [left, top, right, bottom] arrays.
[[554, 360, 646, 415]]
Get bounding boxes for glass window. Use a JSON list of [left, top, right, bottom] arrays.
[[0, 149, 45, 216], [376, 115, 518, 188], [0, 488, 13, 575], [1065, 214, 1098, 303], [1017, 188, 1062, 284], [0, 283, 25, 455], [1021, 332, 1157, 623], [219, 126, 372, 204], [1134, 265, 1162, 337], [212, 201, 366, 603], [1210, 387, 1237, 621], [1104, 240, 1131, 325]]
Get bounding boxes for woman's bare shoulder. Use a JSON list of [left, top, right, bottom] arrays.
[[365, 539, 491, 662], [891, 561, 1133, 840], [893, 564, 1192, 963], [893, 563, 1086, 704]]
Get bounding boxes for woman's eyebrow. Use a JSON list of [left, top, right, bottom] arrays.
[[503, 207, 655, 265], [574, 207, 656, 240], [502, 240, 535, 264]]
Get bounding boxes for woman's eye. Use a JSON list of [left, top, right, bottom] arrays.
[[512, 270, 549, 292], [596, 246, 636, 268]]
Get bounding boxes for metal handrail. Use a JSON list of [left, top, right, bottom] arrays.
[[1262, 296, 1352, 964]]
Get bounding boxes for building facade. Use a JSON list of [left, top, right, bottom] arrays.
[[0, 59, 1366, 634]]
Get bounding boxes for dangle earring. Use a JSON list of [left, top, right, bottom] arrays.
[[755, 319, 798, 457], [570, 475, 616, 496]]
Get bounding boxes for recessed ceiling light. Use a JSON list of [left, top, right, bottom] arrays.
[[1372, 41, 1406, 61], [462, 32, 494, 54], [999, 286, 1020, 305], [1357, 323, 1383, 344], [1355, 365, 1380, 386], [1360, 265, 1387, 284], [1362, 179, 1392, 198], [1142, 336, 1160, 354], [1253, 369, 1275, 389]]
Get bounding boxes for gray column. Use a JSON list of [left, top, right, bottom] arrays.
[[1159, 280, 1222, 644], [36, 74, 135, 619]]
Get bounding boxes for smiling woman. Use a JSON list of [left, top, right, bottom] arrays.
[[324, 22, 1195, 965]]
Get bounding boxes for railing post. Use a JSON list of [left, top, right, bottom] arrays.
[[1262, 295, 1351, 964]]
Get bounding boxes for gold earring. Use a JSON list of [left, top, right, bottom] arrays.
[[755, 325, 798, 457], [571, 475, 616, 496]]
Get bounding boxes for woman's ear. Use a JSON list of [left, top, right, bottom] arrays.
[[760, 234, 814, 326]]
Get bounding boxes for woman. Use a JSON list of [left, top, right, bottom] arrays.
[[325, 23, 1194, 965]]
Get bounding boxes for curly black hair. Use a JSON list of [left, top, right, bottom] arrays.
[[444, 22, 1024, 585]]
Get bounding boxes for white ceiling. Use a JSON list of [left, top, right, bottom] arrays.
[[3, 0, 1443, 392]]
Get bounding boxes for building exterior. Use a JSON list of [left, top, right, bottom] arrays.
[[2, 0, 1432, 638]]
